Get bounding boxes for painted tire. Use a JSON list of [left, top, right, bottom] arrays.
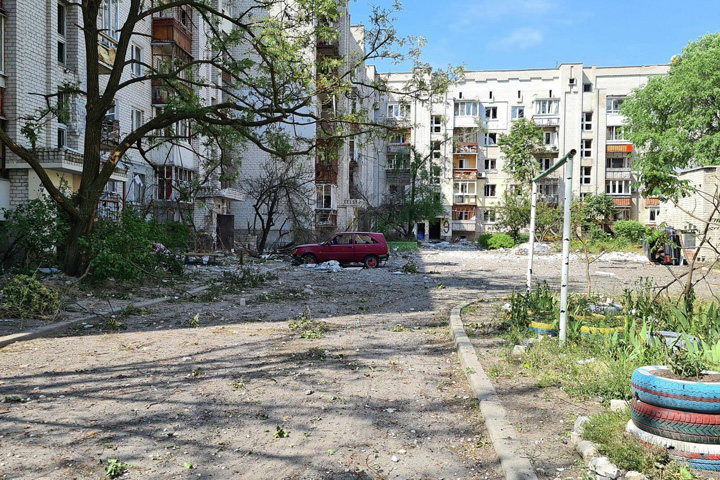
[[528, 321, 558, 336], [628, 420, 720, 471], [580, 325, 625, 336], [630, 399, 720, 444], [631, 366, 720, 413]]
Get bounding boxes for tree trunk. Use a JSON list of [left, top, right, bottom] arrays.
[[63, 214, 94, 276]]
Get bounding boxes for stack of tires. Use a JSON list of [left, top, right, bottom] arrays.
[[629, 365, 720, 471]]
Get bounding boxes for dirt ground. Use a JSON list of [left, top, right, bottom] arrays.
[[2, 245, 719, 480]]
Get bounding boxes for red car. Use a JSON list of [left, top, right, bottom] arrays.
[[292, 232, 390, 268]]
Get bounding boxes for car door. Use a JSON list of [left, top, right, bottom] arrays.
[[324, 233, 354, 262], [352, 233, 375, 262]]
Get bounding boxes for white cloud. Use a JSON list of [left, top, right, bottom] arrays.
[[488, 28, 544, 50]]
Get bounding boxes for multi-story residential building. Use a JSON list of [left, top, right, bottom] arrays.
[[381, 63, 670, 240], [1, 0, 241, 243]]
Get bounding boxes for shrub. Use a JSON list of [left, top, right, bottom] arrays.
[[477, 233, 492, 249], [80, 208, 188, 282], [614, 220, 649, 243], [487, 233, 515, 250], [1, 274, 61, 319], [478, 233, 515, 250], [0, 196, 70, 268]]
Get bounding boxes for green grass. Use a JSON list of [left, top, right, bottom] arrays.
[[388, 241, 419, 252], [584, 411, 697, 479]]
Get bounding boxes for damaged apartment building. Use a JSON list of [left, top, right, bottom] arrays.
[[0, 0, 386, 251], [0, 0, 242, 247], [379, 63, 671, 241]]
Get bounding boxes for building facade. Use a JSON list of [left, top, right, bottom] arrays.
[[380, 63, 670, 240]]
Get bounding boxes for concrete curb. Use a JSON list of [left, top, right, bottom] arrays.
[[0, 285, 210, 349], [450, 303, 538, 480], [570, 414, 646, 480]]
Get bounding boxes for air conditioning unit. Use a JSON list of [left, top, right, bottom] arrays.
[[477, 172, 487, 179]]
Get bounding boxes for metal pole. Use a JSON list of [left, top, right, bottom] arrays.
[[559, 153, 575, 345], [526, 181, 537, 291]]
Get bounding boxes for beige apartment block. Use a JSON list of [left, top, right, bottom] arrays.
[[659, 166, 720, 263], [381, 63, 670, 240]]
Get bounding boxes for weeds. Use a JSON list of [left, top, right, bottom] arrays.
[[401, 261, 418, 274], [105, 458, 129, 479], [288, 307, 328, 339], [583, 411, 696, 479], [1, 274, 61, 320]]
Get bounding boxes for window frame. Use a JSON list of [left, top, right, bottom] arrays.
[[582, 112, 593, 131], [605, 179, 631, 195], [484, 106, 498, 120], [131, 44, 144, 76], [581, 139, 592, 158], [581, 166, 592, 185], [483, 183, 496, 198], [511, 106, 525, 120], [606, 97, 624, 114]]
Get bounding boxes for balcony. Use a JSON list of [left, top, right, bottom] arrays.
[[607, 144, 633, 154], [613, 197, 633, 207], [533, 117, 560, 127], [454, 142, 478, 154], [100, 119, 120, 151], [196, 185, 243, 201], [152, 15, 193, 55], [317, 38, 340, 57], [453, 170, 477, 180], [97, 39, 117, 74], [315, 209, 337, 227], [606, 169, 632, 181], [340, 198, 367, 208], [7, 148, 127, 181], [386, 143, 410, 154], [645, 197, 660, 207]]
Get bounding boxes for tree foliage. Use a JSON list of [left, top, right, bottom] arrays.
[[622, 33, 720, 198], [581, 193, 617, 231], [496, 189, 531, 242], [0, 0, 429, 275], [497, 118, 544, 186]]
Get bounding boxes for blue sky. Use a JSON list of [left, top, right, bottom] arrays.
[[349, 0, 720, 72]]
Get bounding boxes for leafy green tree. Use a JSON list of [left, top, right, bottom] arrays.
[[622, 33, 720, 199], [581, 193, 617, 232], [497, 118, 544, 187], [496, 189, 531, 242], [535, 202, 562, 241], [370, 146, 444, 238], [0, 1, 425, 275]]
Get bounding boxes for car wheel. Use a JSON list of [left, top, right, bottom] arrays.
[[302, 253, 318, 264], [364, 255, 379, 268]]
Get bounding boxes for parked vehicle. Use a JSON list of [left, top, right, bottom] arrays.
[[292, 232, 390, 268], [643, 226, 683, 265]]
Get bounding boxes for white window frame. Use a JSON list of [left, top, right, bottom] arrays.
[[534, 99, 559, 115], [484, 184, 496, 198], [605, 180, 631, 195], [430, 115, 442, 133], [606, 154, 631, 169], [606, 97, 624, 114], [454, 101, 480, 117], [387, 153, 409, 170], [538, 182, 558, 196], [131, 108, 144, 132], [484, 158, 496, 170], [483, 208, 496, 223], [484, 132, 497, 146], [131, 44, 144, 76], [511, 106, 525, 120], [649, 208, 660, 223], [57, 2, 67, 66], [316, 183, 335, 210], [581, 139, 592, 158], [57, 126, 67, 149], [431, 140, 442, 160], [607, 126, 626, 141], [581, 166, 592, 185], [540, 158, 553, 171], [99, 0, 120, 42], [453, 181, 477, 204], [543, 131, 557, 148], [485, 106, 497, 120], [387, 103, 409, 118], [582, 112, 593, 131]]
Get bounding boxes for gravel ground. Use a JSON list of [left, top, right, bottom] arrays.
[[1, 245, 718, 480]]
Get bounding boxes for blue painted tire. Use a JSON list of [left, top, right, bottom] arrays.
[[631, 366, 720, 413]]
